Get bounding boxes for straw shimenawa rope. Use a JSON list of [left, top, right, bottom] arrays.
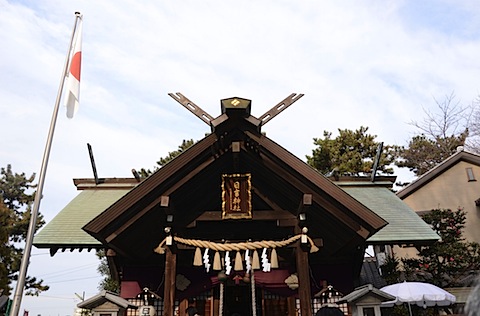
[[154, 234, 319, 254]]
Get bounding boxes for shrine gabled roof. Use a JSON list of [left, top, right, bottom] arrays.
[[338, 183, 439, 245], [337, 284, 396, 304], [80, 99, 388, 259], [81, 142, 389, 240], [77, 290, 138, 309], [33, 179, 135, 253], [33, 176, 438, 254]]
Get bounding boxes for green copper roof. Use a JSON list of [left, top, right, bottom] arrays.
[[34, 178, 439, 250], [33, 189, 130, 249], [341, 186, 440, 244]]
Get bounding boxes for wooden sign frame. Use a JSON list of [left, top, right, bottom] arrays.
[[222, 173, 252, 219]]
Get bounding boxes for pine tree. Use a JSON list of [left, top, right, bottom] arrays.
[[306, 126, 399, 176], [402, 208, 480, 287], [139, 139, 196, 177], [395, 133, 467, 176], [0, 164, 49, 296], [96, 249, 119, 293]]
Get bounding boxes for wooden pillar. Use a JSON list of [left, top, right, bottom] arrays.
[[296, 194, 313, 316], [296, 244, 312, 316], [164, 246, 177, 316], [287, 296, 297, 316], [178, 298, 188, 316]]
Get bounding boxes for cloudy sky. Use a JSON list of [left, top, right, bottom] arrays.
[[1, 0, 480, 314]]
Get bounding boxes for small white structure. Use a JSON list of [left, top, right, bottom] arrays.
[[77, 290, 138, 316], [337, 284, 395, 316]]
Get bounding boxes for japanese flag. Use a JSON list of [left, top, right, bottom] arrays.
[[65, 18, 82, 118]]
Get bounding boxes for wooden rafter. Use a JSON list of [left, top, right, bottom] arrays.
[[252, 185, 285, 213]]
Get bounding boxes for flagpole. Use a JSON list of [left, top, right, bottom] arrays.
[[10, 12, 83, 316]]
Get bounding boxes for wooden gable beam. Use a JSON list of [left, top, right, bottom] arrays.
[[258, 151, 366, 235], [252, 185, 284, 212], [84, 134, 218, 238], [105, 155, 217, 243], [186, 209, 296, 228], [244, 130, 386, 232]]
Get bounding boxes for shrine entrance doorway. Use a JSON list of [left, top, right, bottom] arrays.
[[215, 284, 292, 316], [223, 284, 253, 316]]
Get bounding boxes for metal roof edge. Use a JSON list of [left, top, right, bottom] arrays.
[[74, 178, 139, 190]]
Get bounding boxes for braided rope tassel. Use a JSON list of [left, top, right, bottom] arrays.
[[154, 234, 319, 255]]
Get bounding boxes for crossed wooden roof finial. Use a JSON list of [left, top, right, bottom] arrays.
[[168, 92, 304, 128]]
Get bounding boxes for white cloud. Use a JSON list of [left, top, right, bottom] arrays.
[[2, 0, 480, 313]]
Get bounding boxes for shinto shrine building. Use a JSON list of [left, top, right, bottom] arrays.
[[34, 94, 438, 316]]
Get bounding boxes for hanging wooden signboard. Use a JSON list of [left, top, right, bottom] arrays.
[[222, 173, 252, 219]]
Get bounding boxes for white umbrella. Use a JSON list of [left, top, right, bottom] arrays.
[[381, 281, 455, 312]]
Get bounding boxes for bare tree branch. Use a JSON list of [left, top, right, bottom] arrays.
[[410, 92, 471, 141]]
